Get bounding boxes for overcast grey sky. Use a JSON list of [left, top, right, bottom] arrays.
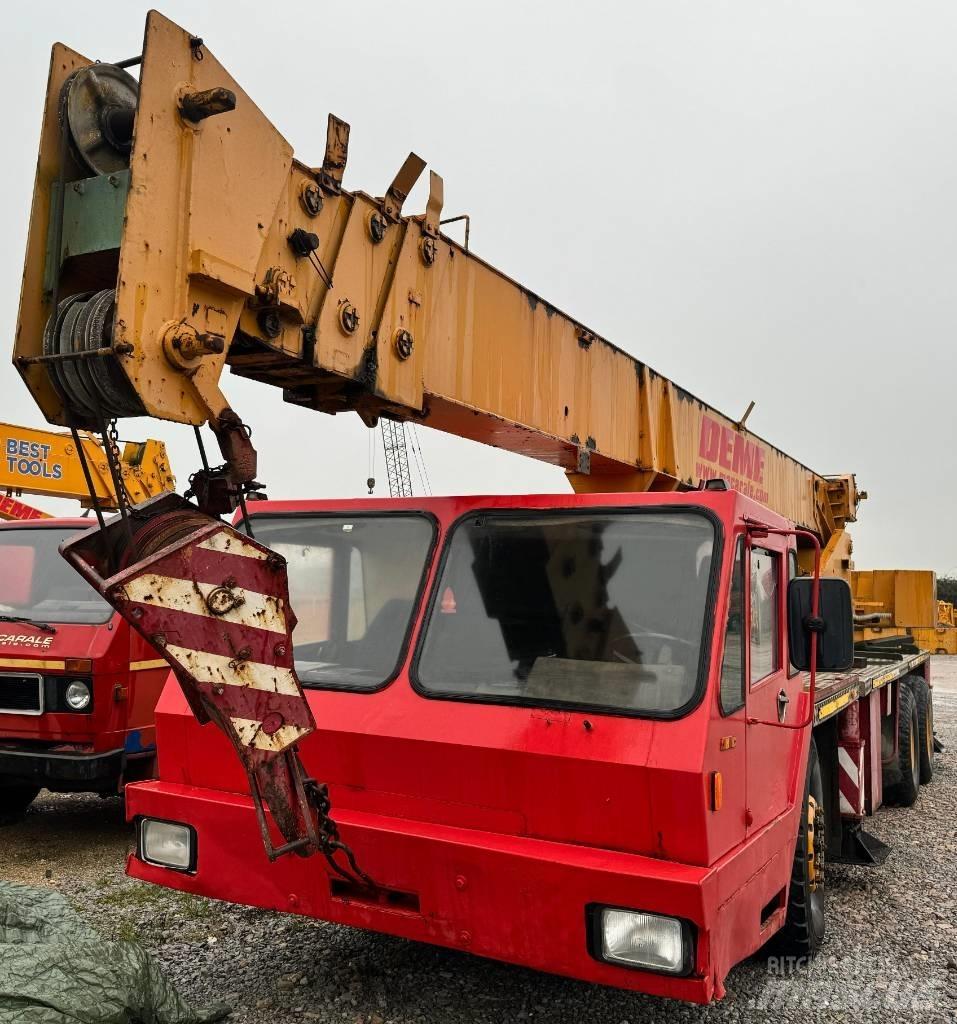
[[3, 2, 956, 573]]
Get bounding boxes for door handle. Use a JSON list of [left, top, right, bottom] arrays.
[[777, 688, 790, 723]]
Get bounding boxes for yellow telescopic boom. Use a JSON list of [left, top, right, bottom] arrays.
[[14, 11, 857, 570]]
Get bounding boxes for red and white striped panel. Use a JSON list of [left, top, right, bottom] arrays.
[[112, 524, 315, 764], [838, 742, 865, 818]]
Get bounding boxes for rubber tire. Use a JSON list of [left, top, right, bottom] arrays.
[[885, 682, 920, 806], [0, 784, 40, 826], [906, 674, 934, 784], [770, 737, 826, 959]]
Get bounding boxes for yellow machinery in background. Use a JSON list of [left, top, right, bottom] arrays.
[[0, 420, 174, 519], [912, 600, 957, 655], [851, 569, 940, 649]]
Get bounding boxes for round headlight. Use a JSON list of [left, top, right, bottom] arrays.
[[65, 680, 91, 710]]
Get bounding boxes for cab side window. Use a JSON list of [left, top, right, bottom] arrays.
[[749, 547, 780, 684], [787, 550, 799, 677], [719, 539, 744, 714]]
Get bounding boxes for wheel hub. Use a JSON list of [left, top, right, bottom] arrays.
[[807, 794, 826, 892]]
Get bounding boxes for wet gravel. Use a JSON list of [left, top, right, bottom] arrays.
[[2, 657, 956, 1022]]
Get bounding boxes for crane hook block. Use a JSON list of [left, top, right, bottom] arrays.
[[60, 492, 326, 861]]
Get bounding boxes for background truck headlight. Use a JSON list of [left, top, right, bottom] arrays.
[[140, 819, 195, 871], [64, 680, 91, 710], [592, 907, 693, 975]]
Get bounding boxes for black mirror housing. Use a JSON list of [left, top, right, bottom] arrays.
[[788, 577, 854, 673]]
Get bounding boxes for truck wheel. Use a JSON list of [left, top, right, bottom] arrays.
[[885, 683, 920, 806], [771, 738, 826, 958], [0, 784, 40, 825], [905, 674, 934, 784]]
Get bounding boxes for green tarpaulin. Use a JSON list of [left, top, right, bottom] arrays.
[[0, 880, 229, 1023]]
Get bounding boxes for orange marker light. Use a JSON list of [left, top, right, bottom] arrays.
[[65, 658, 93, 673], [710, 771, 723, 812]]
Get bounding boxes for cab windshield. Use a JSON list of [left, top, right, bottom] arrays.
[[0, 526, 111, 625], [250, 514, 434, 690], [416, 510, 716, 715]]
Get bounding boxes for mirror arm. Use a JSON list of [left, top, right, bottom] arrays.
[[744, 520, 821, 731]]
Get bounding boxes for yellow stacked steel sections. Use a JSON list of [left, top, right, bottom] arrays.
[[851, 569, 938, 646]]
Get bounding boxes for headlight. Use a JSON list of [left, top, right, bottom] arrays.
[[592, 907, 693, 975], [64, 680, 91, 710], [140, 818, 195, 871]]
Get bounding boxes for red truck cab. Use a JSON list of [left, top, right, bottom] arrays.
[[125, 490, 828, 1002], [0, 518, 167, 820]]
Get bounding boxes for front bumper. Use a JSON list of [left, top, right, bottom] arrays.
[[0, 745, 125, 790], [126, 781, 795, 1003]]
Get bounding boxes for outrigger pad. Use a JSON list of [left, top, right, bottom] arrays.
[[834, 824, 891, 867], [0, 880, 228, 1023]]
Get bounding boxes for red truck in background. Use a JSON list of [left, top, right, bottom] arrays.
[[0, 423, 175, 820], [0, 518, 169, 822]]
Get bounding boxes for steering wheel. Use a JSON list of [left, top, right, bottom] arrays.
[[294, 639, 340, 662], [609, 628, 696, 664]]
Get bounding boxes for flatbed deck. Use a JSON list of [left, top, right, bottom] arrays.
[[813, 650, 930, 724]]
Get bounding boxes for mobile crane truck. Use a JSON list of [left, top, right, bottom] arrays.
[[0, 420, 174, 821], [12, 12, 936, 1002]]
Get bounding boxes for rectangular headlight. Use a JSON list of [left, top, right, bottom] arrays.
[[140, 818, 195, 871], [595, 907, 691, 974]]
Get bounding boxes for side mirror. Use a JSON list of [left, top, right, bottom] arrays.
[[787, 577, 854, 673]]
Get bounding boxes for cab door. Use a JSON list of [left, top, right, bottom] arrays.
[[745, 538, 803, 835]]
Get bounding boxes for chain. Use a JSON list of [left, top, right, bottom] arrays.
[[304, 779, 377, 891], [105, 418, 133, 518]]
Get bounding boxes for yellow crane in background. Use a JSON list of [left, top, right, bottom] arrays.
[[0, 421, 175, 520]]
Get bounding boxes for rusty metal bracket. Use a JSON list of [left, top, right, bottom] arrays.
[[736, 400, 756, 431], [440, 213, 471, 253], [179, 87, 236, 123], [318, 114, 350, 194], [423, 171, 444, 239], [381, 153, 426, 222]]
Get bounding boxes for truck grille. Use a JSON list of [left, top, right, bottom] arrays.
[[0, 674, 43, 715]]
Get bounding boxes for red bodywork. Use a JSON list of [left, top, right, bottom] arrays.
[[0, 518, 167, 791], [126, 491, 813, 1002]]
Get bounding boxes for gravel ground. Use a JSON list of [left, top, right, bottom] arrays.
[[2, 657, 956, 1022]]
